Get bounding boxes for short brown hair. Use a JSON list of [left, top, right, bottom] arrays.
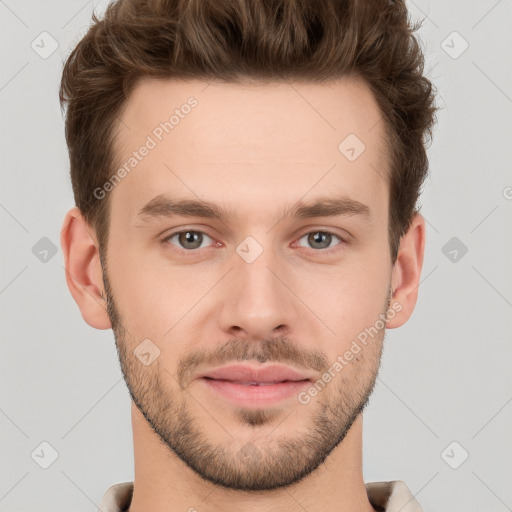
[[59, 0, 436, 262]]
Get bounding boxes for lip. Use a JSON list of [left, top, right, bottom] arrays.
[[201, 378, 311, 407], [198, 363, 312, 384], [197, 364, 313, 408]]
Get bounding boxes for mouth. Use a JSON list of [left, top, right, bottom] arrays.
[[197, 364, 313, 407]]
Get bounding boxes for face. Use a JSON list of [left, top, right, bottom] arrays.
[[101, 76, 394, 491]]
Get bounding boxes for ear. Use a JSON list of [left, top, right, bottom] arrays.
[[60, 207, 112, 329], [386, 213, 426, 329]]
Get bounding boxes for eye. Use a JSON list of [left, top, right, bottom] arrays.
[[296, 230, 345, 251], [163, 230, 214, 250]]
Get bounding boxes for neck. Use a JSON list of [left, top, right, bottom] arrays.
[[127, 403, 375, 512]]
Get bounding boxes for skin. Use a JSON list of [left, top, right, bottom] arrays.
[[61, 76, 425, 512]]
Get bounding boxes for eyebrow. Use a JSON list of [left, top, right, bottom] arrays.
[[135, 193, 371, 225]]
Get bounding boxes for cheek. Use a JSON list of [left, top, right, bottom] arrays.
[[291, 248, 390, 345], [108, 245, 214, 347]]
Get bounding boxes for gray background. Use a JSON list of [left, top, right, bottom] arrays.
[[1, 1, 511, 511]]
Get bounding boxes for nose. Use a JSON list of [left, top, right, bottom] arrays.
[[217, 243, 299, 342]]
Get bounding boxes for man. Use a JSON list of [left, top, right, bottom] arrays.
[[59, 0, 436, 510]]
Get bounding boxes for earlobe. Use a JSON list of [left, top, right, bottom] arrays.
[[60, 207, 112, 330], [386, 213, 426, 329]]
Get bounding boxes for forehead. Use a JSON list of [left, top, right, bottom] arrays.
[[110, 76, 388, 224]]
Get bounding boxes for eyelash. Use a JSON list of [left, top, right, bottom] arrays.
[[161, 228, 347, 256]]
